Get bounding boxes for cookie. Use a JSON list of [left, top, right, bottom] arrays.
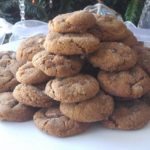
[[33, 107, 90, 137], [98, 66, 150, 98], [16, 34, 45, 63], [44, 31, 100, 55], [45, 74, 100, 103], [32, 51, 83, 77], [60, 92, 114, 122], [16, 62, 49, 84], [89, 42, 137, 72], [49, 10, 96, 33], [0, 51, 21, 92], [121, 30, 138, 47], [136, 46, 150, 75], [0, 92, 37, 122], [0, 51, 21, 75], [0, 70, 18, 93], [13, 84, 54, 108], [89, 15, 128, 41], [102, 101, 150, 130]]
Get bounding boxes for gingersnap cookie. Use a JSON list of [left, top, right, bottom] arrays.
[[0, 92, 37, 122], [33, 107, 90, 137], [0, 70, 18, 93], [49, 10, 96, 33], [13, 84, 54, 108], [98, 66, 150, 98], [32, 51, 83, 77], [89, 42, 137, 72], [0, 51, 21, 74], [44, 31, 100, 55], [0, 51, 21, 92], [16, 62, 49, 84], [45, 74, 100, 103], [102, 101, 150, 130], [60, 92, 114, 122], [121, 30, 138, 47], [89, 15, 128, 41], [16, 34, 45, 63]]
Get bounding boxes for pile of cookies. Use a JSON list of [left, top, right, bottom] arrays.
[[0, 10, 150, 137]]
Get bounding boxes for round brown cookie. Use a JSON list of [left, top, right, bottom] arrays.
[[16, 34, 45, 63], [102, 100, 150, 130], [0, 70, 18, 92], [98, 66, 150, 98], [0, 51, 21, 75], [0, 51, 21, 92], [135, 46, 150, 75], [89, 42, 137, 72], [45, 74, 100, 103], [89, 15, 128, 41], [33, 107, 90, 137], [0, 92, 37, 122], [32, 51, 83, 77], [60, 92, 114, 122], [44, 31, 100, 55], [121, 30, 138, 47], [16, 61, 49, 84], [13, 84, 54, 108], [49, 10, 96, 33]]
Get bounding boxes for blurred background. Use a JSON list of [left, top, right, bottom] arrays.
[[0, 0, 146, 25]]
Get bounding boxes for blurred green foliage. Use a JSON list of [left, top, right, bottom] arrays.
[[0, 0, 146, 25], [0, 0, 97, 23]]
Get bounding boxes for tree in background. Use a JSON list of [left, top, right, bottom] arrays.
[[0, 0, 146, 25]]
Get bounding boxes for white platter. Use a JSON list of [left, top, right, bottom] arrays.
[[0, 40, 150, 150], [0, 121, 149, 150]]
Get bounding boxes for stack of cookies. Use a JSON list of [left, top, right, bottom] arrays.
[[0, 10, 150, 137], [0, 51, 37, 122]]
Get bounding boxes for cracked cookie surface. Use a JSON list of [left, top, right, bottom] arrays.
[[0, 92, 37, 122], [16, 34, 45, 63], [89, 15, 128, 41], [98, 66, 150, 98], [60, 92, 114, 122], [89, 42, 137, 72], [102, 100, 150, 130], [0, 51, 21, 92], [32, 51, 83, 77], [44, 31, 100, 55], [33, 107, 90, 137], [13, 84, 54, 108], [49, 10, 96, 33], [45, 74, 100, 103], [16, 61, 49, 84]]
